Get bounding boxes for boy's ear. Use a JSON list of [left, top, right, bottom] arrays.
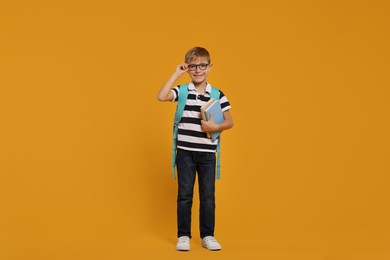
[[209, 64, 213, 69]]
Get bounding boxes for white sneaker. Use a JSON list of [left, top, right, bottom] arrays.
[[176, 236, 190, 251], [202, 236, 222, 250]]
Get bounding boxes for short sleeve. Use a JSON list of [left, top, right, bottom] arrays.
[[171, 86, 179, 102], [219, 91, 232, 112]]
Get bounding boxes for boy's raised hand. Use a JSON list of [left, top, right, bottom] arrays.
[[175, 63, 188, 77], [157, 63, 188, 102]]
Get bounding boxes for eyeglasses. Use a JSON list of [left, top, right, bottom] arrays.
[[188, 63, 209, 71]]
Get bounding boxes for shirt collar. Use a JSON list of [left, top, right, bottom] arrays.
[[188, 82, 211, 94]]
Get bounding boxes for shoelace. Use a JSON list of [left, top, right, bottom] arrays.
[[204, 237, 217, 243], [178, 237, 189, 243]]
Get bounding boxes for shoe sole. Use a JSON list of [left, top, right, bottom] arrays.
[[202, 245, 222, 251], [176, 245, 190, 251]]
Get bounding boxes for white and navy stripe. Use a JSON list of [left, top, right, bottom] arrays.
[[171, 82, 231, 153]]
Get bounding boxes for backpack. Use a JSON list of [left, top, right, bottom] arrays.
[[172, 84, 222, 180]]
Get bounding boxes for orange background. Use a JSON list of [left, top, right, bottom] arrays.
[[1, 1, 389, 259]]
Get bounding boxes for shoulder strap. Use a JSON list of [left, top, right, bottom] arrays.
[[172, 84, 189, 179], [210, 86, 222, 180], [174, 84, 189, 127], [210, 86, 220, 100]]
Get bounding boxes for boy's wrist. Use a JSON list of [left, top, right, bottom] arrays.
[[172, 71, 183, 79]]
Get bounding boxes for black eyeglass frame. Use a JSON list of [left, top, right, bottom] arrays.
[[187, 63, 209, 71]]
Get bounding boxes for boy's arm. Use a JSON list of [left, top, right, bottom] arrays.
[[157, 63, 188, 102], [201, 110, 234, 132]]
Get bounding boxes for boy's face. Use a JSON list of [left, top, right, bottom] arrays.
[[187, 57, 212, 85]]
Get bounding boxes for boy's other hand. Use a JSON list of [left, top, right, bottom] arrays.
[[201, 112, 218, 133]]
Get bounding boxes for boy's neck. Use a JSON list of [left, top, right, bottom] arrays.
[[193, 81, 207, 93]]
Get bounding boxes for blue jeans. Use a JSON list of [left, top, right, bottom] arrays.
[[176, 148, 216, 239]]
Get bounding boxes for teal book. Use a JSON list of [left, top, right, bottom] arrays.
[[200, 98, 224, 141]]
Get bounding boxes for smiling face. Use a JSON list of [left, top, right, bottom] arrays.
[[187, 57, 212, 85]]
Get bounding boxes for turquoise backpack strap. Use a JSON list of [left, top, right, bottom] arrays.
[[210, 87, 222, 180], [172, 84, 189, 179]]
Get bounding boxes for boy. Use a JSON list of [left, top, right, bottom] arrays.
[[157, 47, 234, 251]]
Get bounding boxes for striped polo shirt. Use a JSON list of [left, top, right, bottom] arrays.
[[171, 82, 231, 153]]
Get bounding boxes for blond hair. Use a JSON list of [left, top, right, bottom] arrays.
[[184, 47, 211, 64]]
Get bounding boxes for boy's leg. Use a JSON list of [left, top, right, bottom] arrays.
[[196, 151, 216, 238], [176, 149, 197, 238]]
